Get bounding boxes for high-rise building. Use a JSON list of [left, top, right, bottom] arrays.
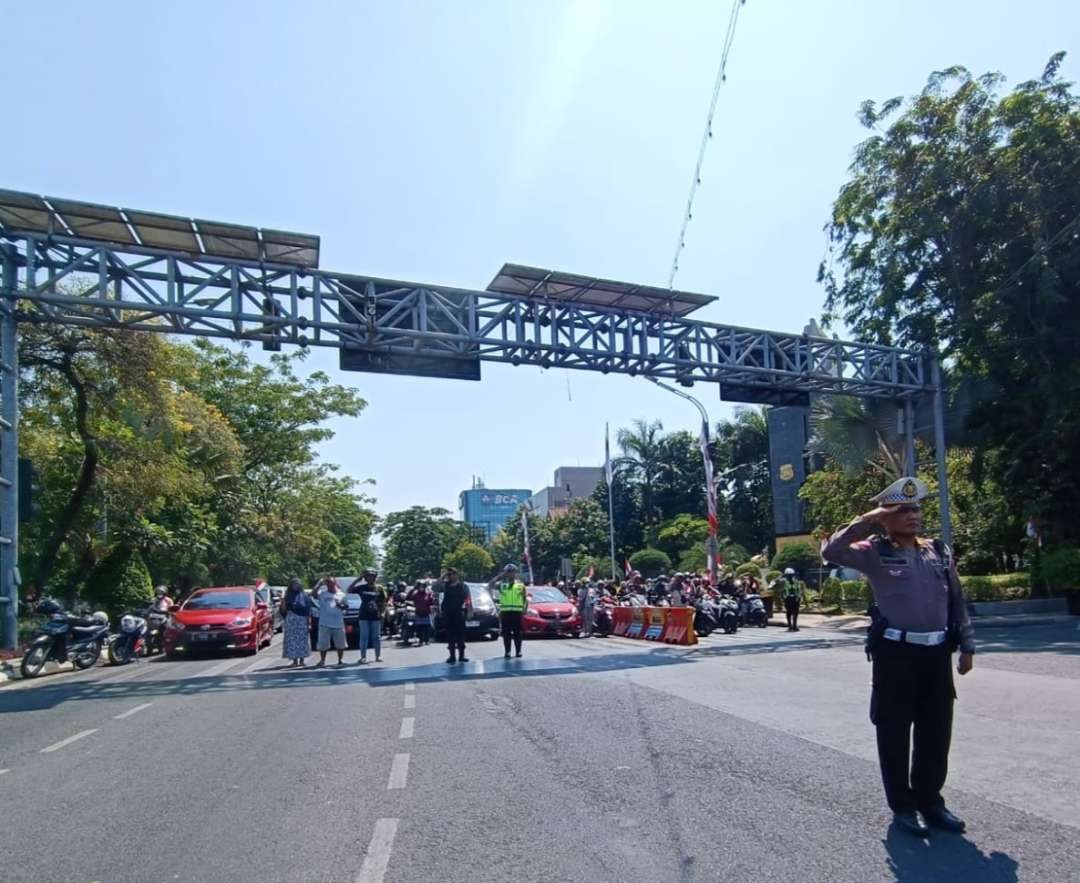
[[530, 466, 604, 517], [459, 478, 532, 542]]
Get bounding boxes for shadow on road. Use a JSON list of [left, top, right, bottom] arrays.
[[972, 623, 1080, 656], [883, 823, 1019, 882], [0, 635, 857, 715]]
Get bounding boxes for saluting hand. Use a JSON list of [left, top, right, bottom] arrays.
[[861, 507, 894, 525], [957, 652, 974, 676]]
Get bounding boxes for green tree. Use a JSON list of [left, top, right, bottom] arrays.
[[820, 54, 1080, 542], [714, 407, 773, 555], [82, 547, 154, 618], [616, 419, 666, 528], [382, 506, 474, 582], [656, 514, 710, 560], [628, 548, 672, 578], [771, 542, 821, 577], [442, 542, 495, 581]]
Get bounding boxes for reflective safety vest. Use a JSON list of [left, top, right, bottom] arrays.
[[499, 581, 527, 612]]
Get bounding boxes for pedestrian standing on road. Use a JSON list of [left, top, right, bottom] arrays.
[[490, 563, 527, 659], [578, 581, 596, 636], [778, 568, 804, 631], [314, 578, 348, 667], [409, 580, 435, 646], [351, 568, 386, 665], [822, 476, 975, 838], [439, 567, 469, 664], [281, 576, 312, 666]]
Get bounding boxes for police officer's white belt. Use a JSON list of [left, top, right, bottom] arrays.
[[883, 628, 946, 646]]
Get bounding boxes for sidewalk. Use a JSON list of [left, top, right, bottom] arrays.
[[770, 612, 1077, 632]]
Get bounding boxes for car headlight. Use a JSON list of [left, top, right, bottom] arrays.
[[229, 616, 253, 628], [167, 619, 185, 631], [526, 607, 539, 617]]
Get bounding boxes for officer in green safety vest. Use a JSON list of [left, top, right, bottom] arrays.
[[488, 564, 527, 659]]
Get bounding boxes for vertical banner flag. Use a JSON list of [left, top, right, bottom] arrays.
[[624, 558, 633, 577], [699, 421, 719, 586], [521, 510, 534, 584], [605, 423, 617, 580]]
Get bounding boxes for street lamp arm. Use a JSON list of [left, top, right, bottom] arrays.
[[646, 376, 709, 428]]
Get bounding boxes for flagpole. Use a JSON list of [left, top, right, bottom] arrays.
[[605, 423, 618, 580]]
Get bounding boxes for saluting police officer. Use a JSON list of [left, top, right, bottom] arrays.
[[822, 477, 974, 837]]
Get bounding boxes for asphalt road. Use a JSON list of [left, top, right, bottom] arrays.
[[1, 621, 1077, 883]]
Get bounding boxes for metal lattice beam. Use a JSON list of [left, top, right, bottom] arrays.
[[4, 232, 929, 399]]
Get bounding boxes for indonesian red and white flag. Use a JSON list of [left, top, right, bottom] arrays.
[[521, 511, 533, 580], [624, 558, 632, 577]]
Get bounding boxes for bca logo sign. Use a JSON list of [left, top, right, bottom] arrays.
[[493, 494, 520, 506]]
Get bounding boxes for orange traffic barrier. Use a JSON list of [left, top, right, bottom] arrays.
[[660, 607, 697, 645], [610, 606, 697, 645]]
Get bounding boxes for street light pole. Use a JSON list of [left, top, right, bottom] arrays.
[[646, 377, 719, 586]]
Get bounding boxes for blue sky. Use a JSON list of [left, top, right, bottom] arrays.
[[6, 1, 1076, 521]]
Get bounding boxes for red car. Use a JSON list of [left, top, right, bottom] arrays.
[[164, 586, 274, 658], [522, 587, 583, 638]]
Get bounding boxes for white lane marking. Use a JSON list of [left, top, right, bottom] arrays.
[[238, 654, 278, 675], [193, 657, 250, 679], [355, 818, 399, 883], [387, 753, 409, 790], [403, 694, 415, 710], [0, 768, 9, 775], [404, 682, 415, 692], [113, 702, 153, 720], [40, 729, 98, 753], [399, 717, 414, 740]]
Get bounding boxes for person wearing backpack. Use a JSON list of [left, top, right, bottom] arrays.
[[280, 576, 313, 667], [350, 569, 387, 664]]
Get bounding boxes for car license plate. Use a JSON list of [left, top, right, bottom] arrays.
[[466, 621, 480, 628]]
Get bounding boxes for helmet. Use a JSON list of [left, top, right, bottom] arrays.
[[35, 598, 62, 616], [155, 585, 168, 597], [503, 563, 518, 572], [91, 610, 109, 625], [784, 568, 795, 576], [363, 568, 377, 577]]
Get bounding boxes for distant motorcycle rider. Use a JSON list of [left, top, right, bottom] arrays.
[[152, 585, 173, 612]]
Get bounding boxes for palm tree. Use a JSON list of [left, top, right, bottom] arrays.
[[616, 418, 665, 527], [807, 397, 907, 478]]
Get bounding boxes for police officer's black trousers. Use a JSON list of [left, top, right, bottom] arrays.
[[870, 640, 955, 814], [444, 616, 466, 657], [784, 597, 800, 630], [501, 611, 523, 655]]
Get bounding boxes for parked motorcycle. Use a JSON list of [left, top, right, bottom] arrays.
[[395, 601, 417, 646], [592, 599, 615, 637], [715, 594, 739, 634], [693, 597, 720, 637], [739, 592, 768, 628], [143, 606, 169, 656], [21, 599, 110, 679], [108, 611, 148, 665]]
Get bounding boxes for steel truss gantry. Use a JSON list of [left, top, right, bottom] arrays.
[[0, 222, 951, 650]]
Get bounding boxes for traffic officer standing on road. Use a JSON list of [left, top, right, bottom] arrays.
[[489, 564, 527, 659], [439, 567, 469, 665], [778, 568, 804, 631], [822, 477, 975, 837]]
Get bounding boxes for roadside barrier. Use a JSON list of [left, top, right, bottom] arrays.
[[611, 606, 697, 646]]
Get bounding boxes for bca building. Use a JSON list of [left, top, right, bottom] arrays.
[[459, 487, 532, 543]]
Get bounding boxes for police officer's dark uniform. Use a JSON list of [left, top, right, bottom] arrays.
[[439, 568, 469, 664], [822, 477, 975, 837]]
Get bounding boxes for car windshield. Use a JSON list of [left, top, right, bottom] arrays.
[[467, 584, 494, 606], [184, 591, 251, 610], [529, 588, 568, 603]]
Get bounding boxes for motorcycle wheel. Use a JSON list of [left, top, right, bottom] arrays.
[[108, 640, 133, 665], [20, 644, 49, 679], [73, 641, 102, 669], [697, 622, 714, 638]]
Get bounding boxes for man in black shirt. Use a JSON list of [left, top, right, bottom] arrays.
[[439, 567, 469, 664]]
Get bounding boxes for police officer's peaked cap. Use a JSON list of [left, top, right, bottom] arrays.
[[870, 476, 929, 505], [504, 563, 518, 572]]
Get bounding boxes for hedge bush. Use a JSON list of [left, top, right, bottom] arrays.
[[628, 548, 672, 579], [734, 562, 761, 579], [1043, 546, 1080, 593], [770, 542, 820, 577]]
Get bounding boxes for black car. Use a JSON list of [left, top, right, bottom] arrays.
[[433, 582, 500, 641]]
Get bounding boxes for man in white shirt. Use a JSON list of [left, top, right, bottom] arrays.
[[315, 578, 348, 667]]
